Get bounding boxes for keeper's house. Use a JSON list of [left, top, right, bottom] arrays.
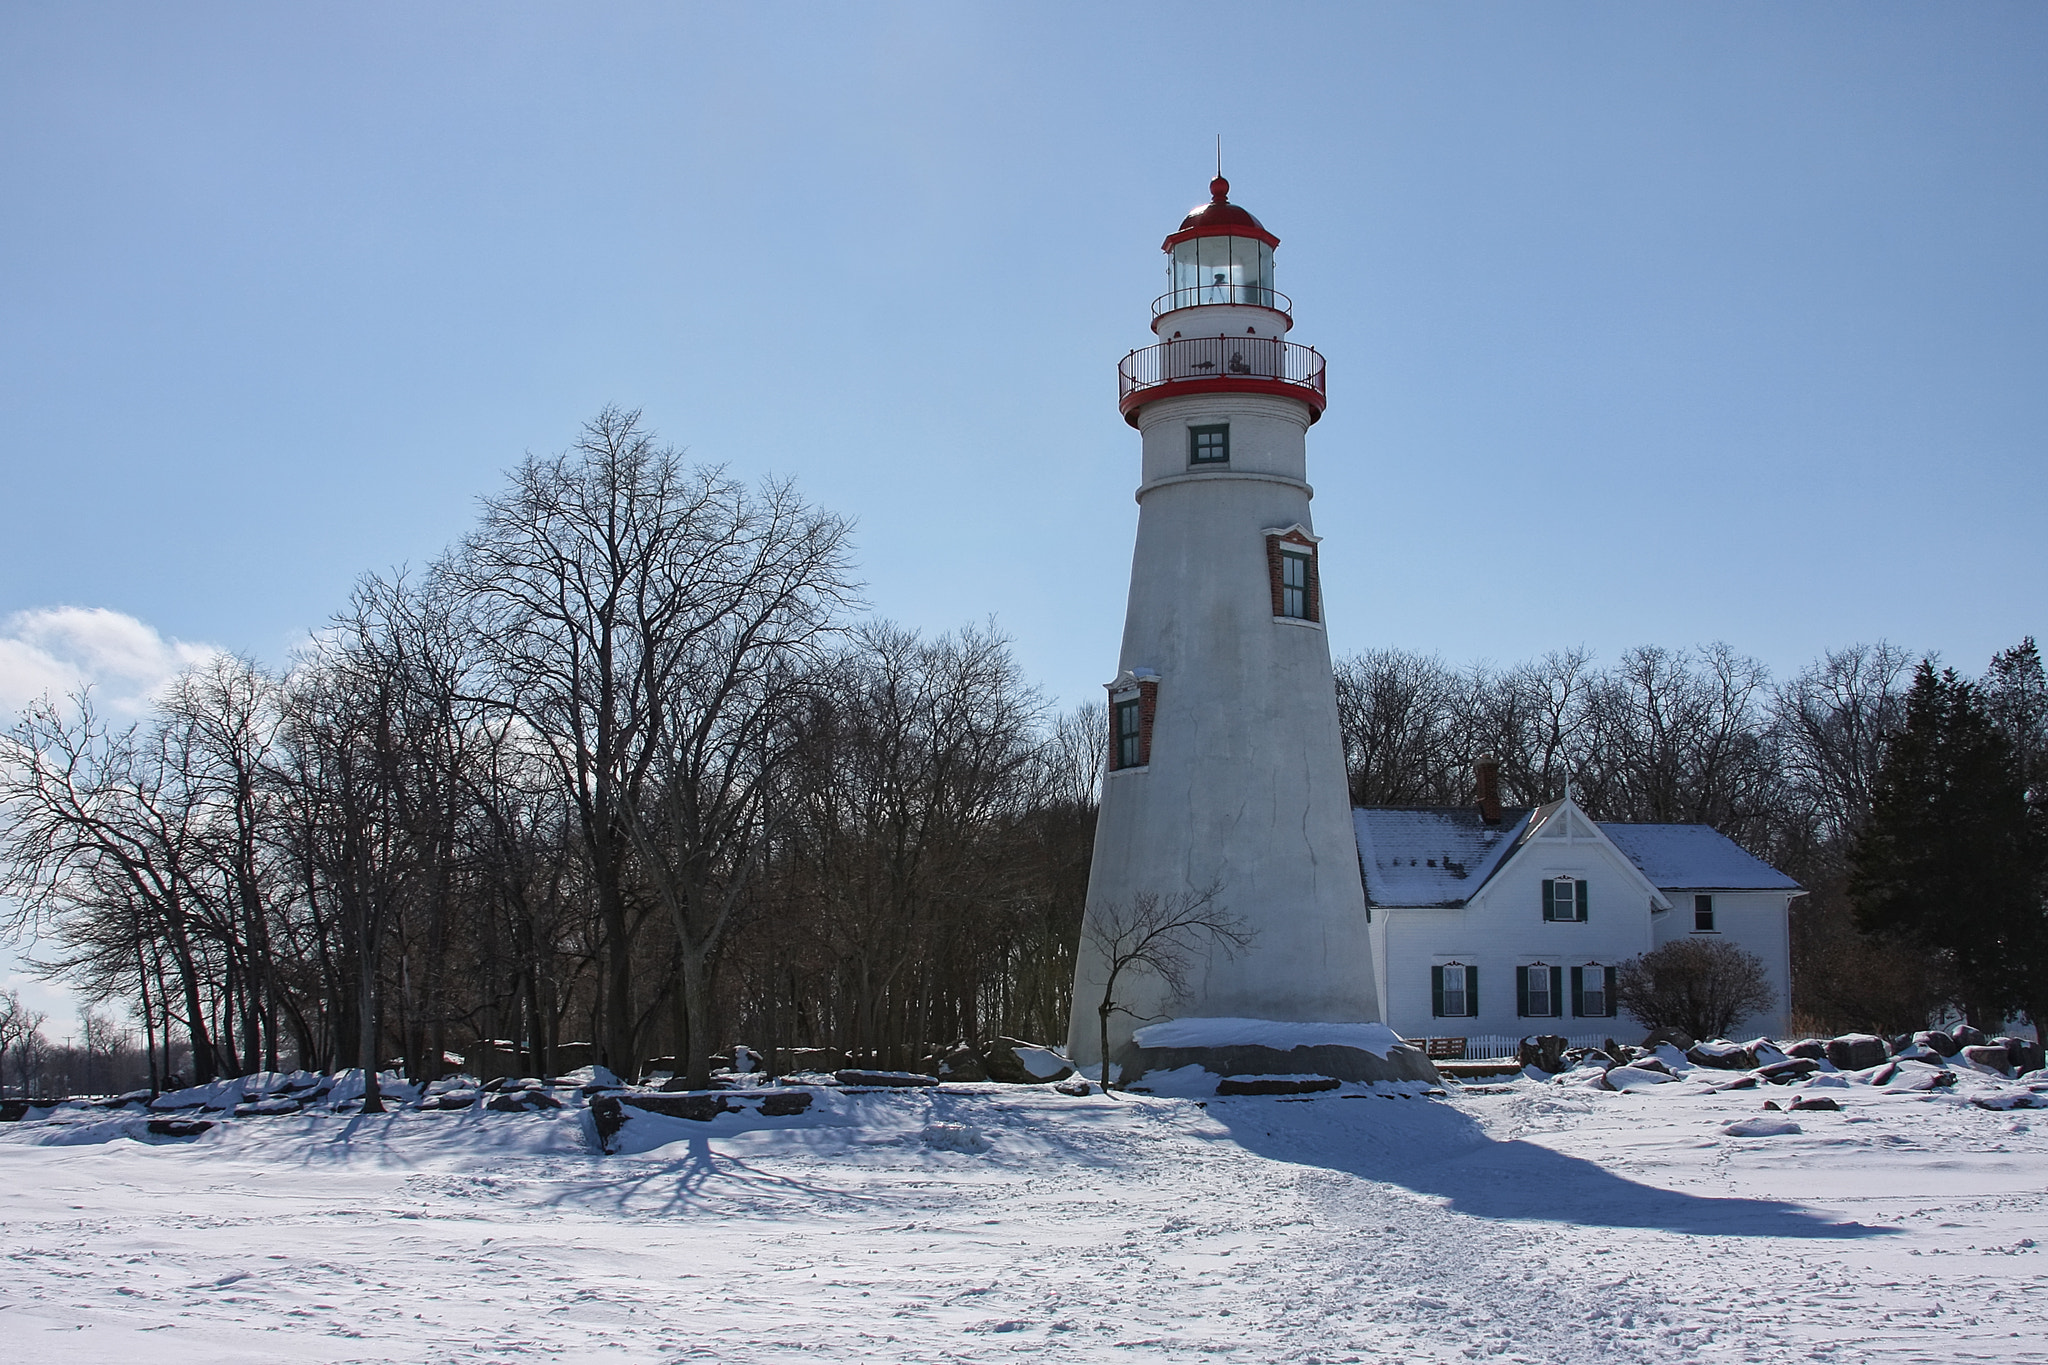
[[1357, 759, 1798, 1044]]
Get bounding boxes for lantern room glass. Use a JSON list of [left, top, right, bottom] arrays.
[[1169, 235, 1276, 311]]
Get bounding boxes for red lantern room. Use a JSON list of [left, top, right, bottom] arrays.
[[1119, 176, 1327, 427]]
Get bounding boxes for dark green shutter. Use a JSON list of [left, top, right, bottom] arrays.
[[1466, 965, 1478, 1018], [1576, 879, 1590, 920], [1541, 880, 1555, 920], [1604, 965, 1618, 1017], [1516, 966, 1530, 1016], [1431, 965, 1445, 1017], [1549, 965, 1564, 1017], [1570, 966, 1584, 1017]]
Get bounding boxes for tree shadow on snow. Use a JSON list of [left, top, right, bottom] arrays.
[[1206, 1095, 1899, 1240]]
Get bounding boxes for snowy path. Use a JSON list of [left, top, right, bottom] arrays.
[[3, 1077, 2044, 1363]]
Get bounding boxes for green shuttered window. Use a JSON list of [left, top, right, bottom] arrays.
[[1542, 876, 1589, 922], [1432, 963, 1475, 1018], [1518, 964, 1563, 1017]]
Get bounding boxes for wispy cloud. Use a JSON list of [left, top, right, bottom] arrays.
[[0, 606, 220, 720]]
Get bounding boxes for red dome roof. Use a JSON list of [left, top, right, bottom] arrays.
[[1162, 176, 1279, 251]]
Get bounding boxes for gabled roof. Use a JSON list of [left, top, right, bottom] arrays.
[[1601, 823, 1803, 892], [1354, 801, 1802, 906], [1353, 805, 1534, 908]]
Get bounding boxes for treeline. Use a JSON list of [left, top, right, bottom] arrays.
[[1335, 638, 2047, 1034], [0, 411, 1099, 1096], [2, 408, 2039, 1093]]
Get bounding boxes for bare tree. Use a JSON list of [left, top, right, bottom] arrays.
[[0, 990, 47, 1097], [1082, 883, 1250, 1091]]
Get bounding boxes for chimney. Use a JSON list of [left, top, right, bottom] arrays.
[[1474, 753, 1502, 825]]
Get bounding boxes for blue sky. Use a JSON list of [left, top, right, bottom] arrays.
[[3, 5, 2046, 1015]]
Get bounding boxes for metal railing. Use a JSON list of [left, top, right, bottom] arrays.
[[1152, 285, 1293, 319], [1118, 335, 1326, 410]]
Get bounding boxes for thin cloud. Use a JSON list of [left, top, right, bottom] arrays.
[[0, 606, 220, 720]]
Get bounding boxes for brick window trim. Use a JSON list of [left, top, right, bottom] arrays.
[[1106, 677, 1159, 771], [1264, 529, 1321, 623]]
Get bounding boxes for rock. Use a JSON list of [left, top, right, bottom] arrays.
[[1784, 1039, 1828, 1062], [1721, 1117, 1801, 1137], [935, 1045, 988, 1083], [1903, 1069, 1957, 1091], [1914, 1029, 1958, 1057], [1951, 1025, 1989, 1049], [1761, 1099, 1781, 1110], [1128, 1042, 1438, 1086], [1826, 1034, 1889, 1071], [486, 1090, 561, 1112], [981, 1037, 1074, 1085], [1866, 1063, 1899, 1086], [1998, 1037, 2045, 1076], [783, 1047, 848, 1074], [1712, 1075, 1760, 1091], [1604, 1065, 1677, 1091], [146, 1118, 213, 1137], [1641, 1027, 1695, 1052], [1517, 1035, 1571, 1074], [420, 1090, 479, 1111], [1961, 1045, 2015, 1075], [755, 1091, 814, 1117], [1216, 1075, 1340, 1096], [835, 1069, 939, 1088], [620, 1093, 734, 1121], [1053, 1075, 1094, 1096], [1789, 1095, 1841, 1111], [1629, 1057, 1676, 1076], [1758, 1058, 1822, 1084], [1687, 1041, 1756, 1070]]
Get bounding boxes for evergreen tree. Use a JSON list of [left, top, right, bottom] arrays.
[[1849, 660, 2043, 1031]]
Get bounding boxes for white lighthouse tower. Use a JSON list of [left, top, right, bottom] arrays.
[[1067, 175, 1381, 1070]]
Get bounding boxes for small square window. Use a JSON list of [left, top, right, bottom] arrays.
[[1114, 697, 1143, 770], [1189, 425, 1229, 465], [1694, 894, 1715, 932]]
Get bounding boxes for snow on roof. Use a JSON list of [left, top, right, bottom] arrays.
[[1353, 806, 1534, 907], [1600, 823, 1802, 892]]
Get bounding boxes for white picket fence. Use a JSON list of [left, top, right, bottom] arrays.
[[1411, 1033, 1622, 1062]]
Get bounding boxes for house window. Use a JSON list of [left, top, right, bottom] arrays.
[[1114, 698, 1143, 770], [1573, 964, 1614, 1018], [1694, 894, 1715, 932], [1280, 549, 1311, 619], [1433, 963, 1475, 1018], [1543, 875, 1588, 922], [1518, 963, 1562, 1018], [1189, 424, 1229, 465]]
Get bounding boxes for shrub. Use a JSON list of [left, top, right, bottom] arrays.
[[1617, 938, 1776, 1041]]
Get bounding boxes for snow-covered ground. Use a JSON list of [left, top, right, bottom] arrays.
[[3, 1062, 2045, 1363]]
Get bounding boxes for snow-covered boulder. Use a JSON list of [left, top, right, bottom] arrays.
[[1216, 1074, 1340, 1096], [1687, 1040, 1756, 1070], [934, 1045, 987, 1083], [1126, 1018, 1438, 1086], [980, 1038, 1073, 1085], [1825, 1034, 1889, 1071], [1961, 1045, 2016, 1076], [1721, 1117, 1801, 1137], [1604, 1065, 1678, 1092]]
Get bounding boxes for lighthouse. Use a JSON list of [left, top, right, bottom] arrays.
[[1067, 175, 1382, 1070]]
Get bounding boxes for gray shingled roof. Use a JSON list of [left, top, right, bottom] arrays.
[[1353, 806, 1534, 907], [1601, 823, 1803, 892], [1354, 806, 1800, 905]]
